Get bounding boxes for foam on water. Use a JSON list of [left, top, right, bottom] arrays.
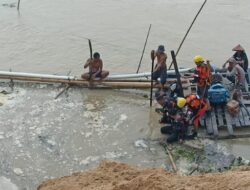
[[0, 176, 18, 190]]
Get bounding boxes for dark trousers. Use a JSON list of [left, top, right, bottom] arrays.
[[161, 126, 179, 143], [152, 68, 167, 85]]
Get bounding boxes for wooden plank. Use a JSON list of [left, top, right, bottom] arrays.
[[216, 106, 224, 127], [224, 110, 234, 135], [231, 111, 241, 127], [211, 108, 219, 137], [205, 112, 213, 135], [239, 107, 246, 126], [240, 106, 250, 126]]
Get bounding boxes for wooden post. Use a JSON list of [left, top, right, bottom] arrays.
[[17, 0, 21, 11], [150, 51, 155, 107], [171, 50, 184, 97]]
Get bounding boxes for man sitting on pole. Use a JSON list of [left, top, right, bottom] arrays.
[[81, 52, 109, 80]]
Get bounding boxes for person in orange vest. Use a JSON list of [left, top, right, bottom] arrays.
[[193, 55, 212, 100], [185, 94, 208, 132]]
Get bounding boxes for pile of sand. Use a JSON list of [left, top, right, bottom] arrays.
[[38, 160, 250, 190]]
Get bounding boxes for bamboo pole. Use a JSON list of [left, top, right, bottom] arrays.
[[150, 50, 155, 107], [168, 0, 208, 70], [17, 0, 21, 11], [166, 145, 177, 172], [136, 24, 152, 73], [0, 75, 191, 89], [171, 50, 184, 97]]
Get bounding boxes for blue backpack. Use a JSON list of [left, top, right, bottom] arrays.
[[208, 83, 230, 104]]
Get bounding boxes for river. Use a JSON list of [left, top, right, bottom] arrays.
[[1, 0, 250, 189]]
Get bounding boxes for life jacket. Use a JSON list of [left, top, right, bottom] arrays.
[[185, 94, 208, 129], [186, 95, 204, 109], [195, 63, 212, 87]]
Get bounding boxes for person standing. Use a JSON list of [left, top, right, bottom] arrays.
[[81, 52, 109, 80], [193, 55, 212, 100], [151, 45, 167, 91]]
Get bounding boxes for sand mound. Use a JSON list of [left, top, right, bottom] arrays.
[[38, 160, 250, 190]]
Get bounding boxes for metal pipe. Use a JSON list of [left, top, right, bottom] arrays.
[[0, 71, 75, 80]]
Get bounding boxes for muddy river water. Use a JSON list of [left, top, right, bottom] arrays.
[[1, 0, 250, 189]]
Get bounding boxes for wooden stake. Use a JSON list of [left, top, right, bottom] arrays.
[[55, 85, 70, 99], [171, 50, 184, 97], [166, 144, 177, 172], [17, 0, 21, 11], [150, 50, 155, 106]]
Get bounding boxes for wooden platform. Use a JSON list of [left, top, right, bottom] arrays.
[[203, 102, 250, 139]]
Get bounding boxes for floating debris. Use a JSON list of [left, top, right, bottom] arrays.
[[13, 168, 23, 176], [134, 139, 148, 149]]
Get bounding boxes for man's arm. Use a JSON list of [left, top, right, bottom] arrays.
[[84, 58, 91, 69]]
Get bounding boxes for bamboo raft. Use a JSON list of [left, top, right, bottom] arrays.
[[200, 101, 250, 139], [1, 70, 250, 139], [0, 70, 191, 89]]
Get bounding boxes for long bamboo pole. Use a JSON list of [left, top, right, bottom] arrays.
[[0, 75, 191, 89], [136, 24, 152, 73], [168, 0, 208, 70], [17, 0, 21, 11]]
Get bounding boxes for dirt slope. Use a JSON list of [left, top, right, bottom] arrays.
[[38, 160, 250, 190]]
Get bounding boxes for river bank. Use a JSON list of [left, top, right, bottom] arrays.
[[0, 83, 250, 189], [38, 160, 250, 190]]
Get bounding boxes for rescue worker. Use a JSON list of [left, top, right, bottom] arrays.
[[185, 94, 208, 132], [160, 97, 188, 143], [155, 82, 185, 124], [151, 45, 167, 91], [192, 55, 212, 100], [155, 94, 177, 124], [226, 57, 248, 92]]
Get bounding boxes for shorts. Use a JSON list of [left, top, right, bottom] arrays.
[[152, 68, 167, 85], [89, 71, 101, 78]]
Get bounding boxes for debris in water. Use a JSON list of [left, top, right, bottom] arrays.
[[13, 168, 24, 176], [134, 139, 148, 149]]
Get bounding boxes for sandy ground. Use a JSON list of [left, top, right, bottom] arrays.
[[38, 160, 250, 190]]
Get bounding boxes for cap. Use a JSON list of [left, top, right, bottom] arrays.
[[157, 45, 165, 53]]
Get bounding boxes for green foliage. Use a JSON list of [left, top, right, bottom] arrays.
[[173, 147, 196, 161]]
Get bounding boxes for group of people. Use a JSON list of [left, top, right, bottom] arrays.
[[153, 44, 248, 143], [156, 83, 208, 143], [81, 44, 248, 143]]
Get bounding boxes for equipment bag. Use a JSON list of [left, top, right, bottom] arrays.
[[208, 83, 230, 104]]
